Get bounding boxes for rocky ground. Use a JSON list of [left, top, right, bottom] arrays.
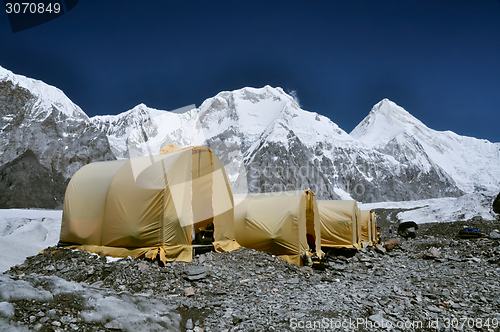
[[2, 218, 500, 332]]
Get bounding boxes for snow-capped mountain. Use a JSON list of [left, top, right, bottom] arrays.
[[0, 66, 115, 208], [89, 86, 482, 202], [351, 99, 500, 193], [1, 65, 499, 207]]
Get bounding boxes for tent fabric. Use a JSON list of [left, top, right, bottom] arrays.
[[359, 210, 373, 246], [60, 145, 240, 263], [233, 190, 321, 266], [318, 200, 362, 249], [370, 210, 379, 244]]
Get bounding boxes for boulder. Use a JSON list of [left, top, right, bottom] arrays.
[[493, 192, 500, 214], [384, 238, 400, 251], [184, 265, 208, 281]]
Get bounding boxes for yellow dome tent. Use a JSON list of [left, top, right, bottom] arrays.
[[59, 145, 240, 263], [233, 190, 321, 266], [318, 200, 362, 250], [359, 210, 373, 246]]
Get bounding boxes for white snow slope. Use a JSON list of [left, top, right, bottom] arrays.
[[351, 99, 500, 193], [0, 209, 62, 272], [360, 191, 498, 224], [0, 66, 89, 121]]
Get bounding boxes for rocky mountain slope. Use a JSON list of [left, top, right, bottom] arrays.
[[0, 66, 115, 208], [1, 65, 499, 207]]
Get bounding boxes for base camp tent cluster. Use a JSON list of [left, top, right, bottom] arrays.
[[59, 144, 379, 265]]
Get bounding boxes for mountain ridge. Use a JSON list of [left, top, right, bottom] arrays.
[[1, 65, 498, 207]]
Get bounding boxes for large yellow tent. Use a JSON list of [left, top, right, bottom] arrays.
[[233, 190, 321, 265], [318, 200, 361, 249], [59, 145, 240, 263]]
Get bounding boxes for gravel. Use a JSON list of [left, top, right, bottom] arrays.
[[2, 218, 500, 332]]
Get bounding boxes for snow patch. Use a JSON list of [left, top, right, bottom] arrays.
[[0, 209, 62, 272], [360, 192, 498, 224]]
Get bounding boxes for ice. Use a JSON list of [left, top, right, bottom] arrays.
[[0, 321, 30, 332], [0, 275, 53, 301], [0, 301, 14, 318], [0, 209, 62, 272], [81, 294, 180, 331], [360, 192, 498, 224], [106, 256, 123, 263], [0, 274, 182, 332]]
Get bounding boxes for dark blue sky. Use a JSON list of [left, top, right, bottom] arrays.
[[1, 0, 499, 142]]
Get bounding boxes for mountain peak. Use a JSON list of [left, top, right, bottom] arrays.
[[371, 98, 415, 120], [0, 65, 88, 121], [350, 99, 425, 147]]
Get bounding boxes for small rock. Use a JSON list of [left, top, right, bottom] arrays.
[[51, 321, 62, 327], [368, 312, 385, 324], [185, 287, 195, 296], [468, 257, 481, 263], [47, 309, 58, 319], [60, 316, 72, 324], [137, 263, 149, 271], [90, 280, 104, 288], [186, 318, 194, 329], [193, 327, 204, 332], [423, 247, 440, 259], [427, 305, 443, 313], [300, 266, 313, 275], [29, 315, 36, 323], [105, 319, 123, 330], [374, 244, 386, 255], [232, 313, 247, 324]]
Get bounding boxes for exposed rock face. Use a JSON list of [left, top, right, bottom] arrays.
[[0, 150, 66, 208], [0, 68, 116, 208]]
